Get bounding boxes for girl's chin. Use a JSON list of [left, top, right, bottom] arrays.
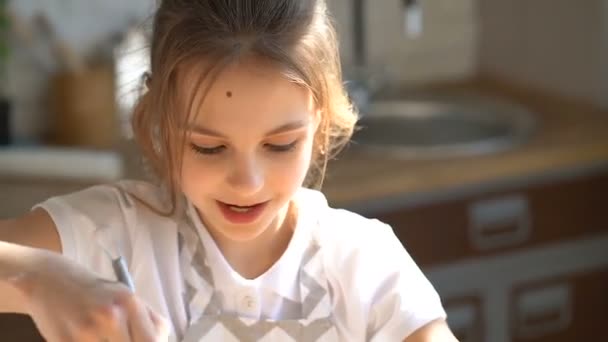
[[211, 218, 271, 242]]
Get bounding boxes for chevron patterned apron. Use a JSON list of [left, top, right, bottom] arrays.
[[177, 210, 339, 342]]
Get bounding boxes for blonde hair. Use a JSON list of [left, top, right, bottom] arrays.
[[131, 0, 357, 216]]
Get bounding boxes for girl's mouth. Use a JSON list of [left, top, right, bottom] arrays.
[[216, 200, 269, 224]]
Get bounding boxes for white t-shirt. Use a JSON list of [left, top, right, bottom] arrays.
[[35, 180, 446, 341]]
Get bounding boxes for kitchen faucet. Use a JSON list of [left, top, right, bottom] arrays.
[[347, 0, 418, 114]]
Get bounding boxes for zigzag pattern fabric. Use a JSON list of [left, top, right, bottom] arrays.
[[177, 215, 338, 341]]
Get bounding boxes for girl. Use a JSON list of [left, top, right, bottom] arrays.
[[0, 0, 457, 341]]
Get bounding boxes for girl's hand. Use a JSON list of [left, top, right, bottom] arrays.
[[16, 249, 169, 342]]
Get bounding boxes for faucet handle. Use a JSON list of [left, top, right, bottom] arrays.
[[344, 63, 394, 114]]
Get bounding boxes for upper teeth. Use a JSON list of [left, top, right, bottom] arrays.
[[229, 206, 251, 212]]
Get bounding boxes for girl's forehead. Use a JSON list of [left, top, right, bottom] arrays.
[[178, 57, 298, 94], [178, 57, 316, 121]]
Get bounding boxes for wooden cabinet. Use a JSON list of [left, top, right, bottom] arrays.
[[509, 268, 608, 342], [443, 295, 484, 342], [0, 179, 94, 218], [366, 168, 608, 341], [375, 171, 608, 268], [0, 315, 43, 342]]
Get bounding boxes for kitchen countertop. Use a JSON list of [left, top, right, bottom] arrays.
[[0, 146, 124, 181], [322, 78, 608, 212]]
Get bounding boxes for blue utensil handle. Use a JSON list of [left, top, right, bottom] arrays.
[[112, 256, 135, 292]]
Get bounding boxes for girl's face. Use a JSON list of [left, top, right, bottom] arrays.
[[179, 58, 318, 242]]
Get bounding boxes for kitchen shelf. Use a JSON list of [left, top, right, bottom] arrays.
[[0, 146, 124, 181]]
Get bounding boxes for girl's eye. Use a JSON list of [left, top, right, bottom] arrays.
[[190, 143, 226, 155], [265, 140, 299, 153], [190, 141, 299, 155]]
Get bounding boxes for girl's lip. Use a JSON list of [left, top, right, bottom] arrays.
[[219, 200, 266, 207], [216, 200, 269, 224]]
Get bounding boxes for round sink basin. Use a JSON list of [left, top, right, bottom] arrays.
[[351, 95, 537, 159]]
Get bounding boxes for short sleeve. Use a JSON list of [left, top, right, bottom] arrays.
[[32, 182, 136, 278], [32, 181, 187, 340], [322, 212, 446, 341], [365, 224, 447, 341]]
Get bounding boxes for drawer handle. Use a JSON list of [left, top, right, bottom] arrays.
[[445, 302, 480, 342], [468, 194, 531, 251], [514, 283, 572, 338]]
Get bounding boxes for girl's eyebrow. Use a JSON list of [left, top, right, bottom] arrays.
[[189, 119, 309, 138], [265, 120, 309, 135]]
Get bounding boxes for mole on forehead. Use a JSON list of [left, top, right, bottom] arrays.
[[226, 90, 233, 98]]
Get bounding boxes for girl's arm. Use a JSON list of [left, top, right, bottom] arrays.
[[0, 209, 169, 340], [404, 319, 459, 342], [0, 208, 62, 314]]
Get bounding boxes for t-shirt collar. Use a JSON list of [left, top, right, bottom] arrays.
[[185, 187, 325, 301]]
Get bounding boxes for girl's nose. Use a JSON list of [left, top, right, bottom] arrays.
[[226, 155, 264, 196]]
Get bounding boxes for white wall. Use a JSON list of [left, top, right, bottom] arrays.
[[328, 0, 479, 86], [479, 0, 608, 108]]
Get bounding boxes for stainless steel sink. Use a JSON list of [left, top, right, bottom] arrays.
[[351, 94, 537, 159]]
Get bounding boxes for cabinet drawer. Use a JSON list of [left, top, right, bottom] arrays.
[[509, 267, 608, 341], [376, 171, 608, 267], [443, 295, 484, 342]]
